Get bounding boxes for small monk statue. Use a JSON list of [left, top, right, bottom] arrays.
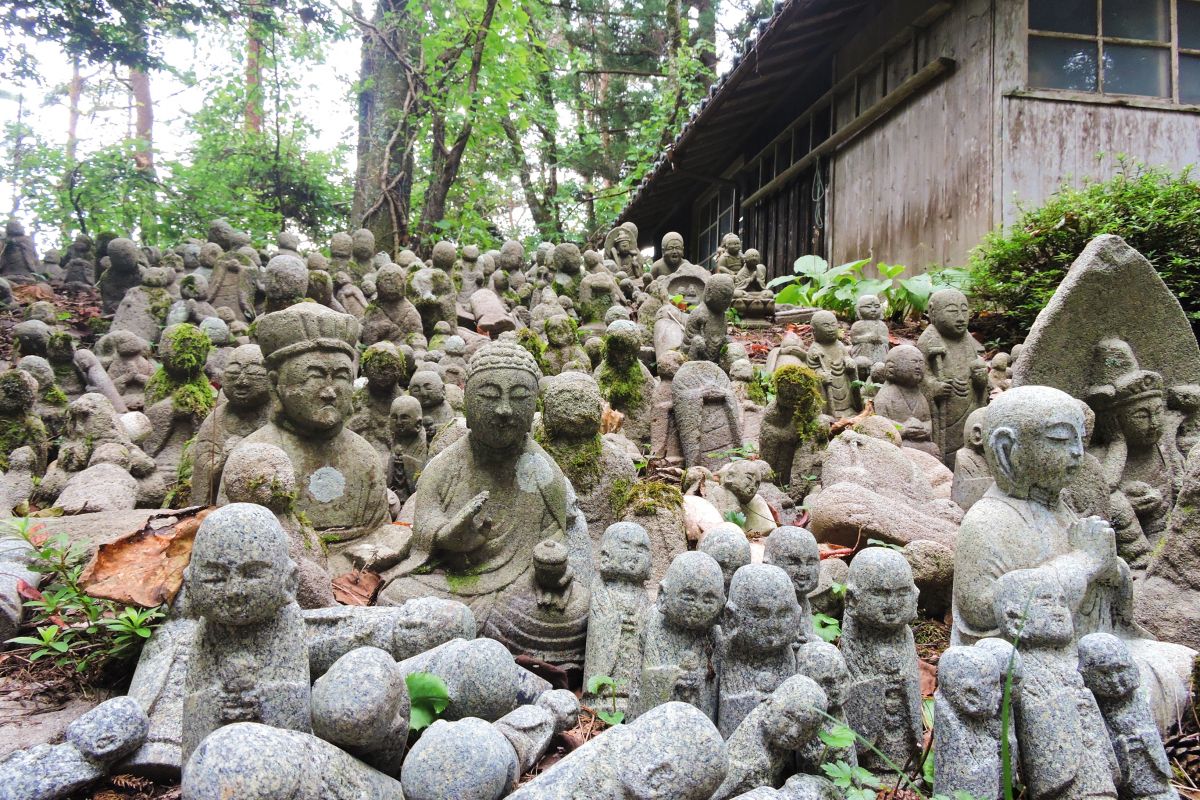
[[933, 646, 1003, 800], [763, 526, 821, 645], [386, 395, 427, 504], [182, 504, 311, 763], [806, 310, 859, 418], [698, 523, 752, 597], [603, 222, 643, 275], [715, 232, 745, 275], [361, 263, 423, 346], [917, 288, 987, 466], [349, 342, 408, 466], [874, 344, 939, 458], [684, 273, 734, 364], [795, 640, 857, 771], [849, 293, 890, 370], [951, 406, 991, 511], [408, 368, 456, 442], [733, 247, 767, 293], [649, 231, 691, 279]]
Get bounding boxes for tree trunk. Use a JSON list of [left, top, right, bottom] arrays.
[[351, 0, 416, 258], [129, 67, 154, 172], [66, 60, 82, 166], [245, 16, 264, 133]]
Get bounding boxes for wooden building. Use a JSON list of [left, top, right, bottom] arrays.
[[616, 0, 1200, 278]]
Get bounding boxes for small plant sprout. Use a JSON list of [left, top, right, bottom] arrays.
[[812, 612, 841, 643], [406, 671, 450, 731], [586, 674, 625, 726]]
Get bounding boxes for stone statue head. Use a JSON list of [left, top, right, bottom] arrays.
[[764, 525, 821, 598], [552, 243, 583, 275], [431, 240, 457, 271], [200, 317, 231, 347], [743, 249, 761, 270], [598, 521, 652, 583], [1086, 338, 1165, 450], [884, 344, 925, 388], [704, 273, 735, 311], [390, 395, 423, 438], [993, 567, 1073, 646], [963, 406, 987, 454], [5, 219, 25, 237], [0, 369, 36, 415], [938, 646, 1001, 721], [845, 547, 918, 631], [186, 503, 298, 626], [351, 229, 375, 260], [545, 314, 576, 348], [330, 232, 353, 260], [16, 355, 54, 393], [658, 551, 725, 630], [461, 244, 480, 265], [698, 523, 752, 592], [557, 296, 574, 312], [375, 263, 407, 302], [277, 231, 300, 253], [761, 675, 827, 751], [604, 306, 631, 326], [856, 294, 883, 321], [928, 288, 970, 339], [66, 393, 124, 444], [730, 358, 754, 382], [199, 242, 223, 269], [795, 640, 851, 709], [66, 696, 148, 763], [990, 352, 1009, 372], [362, 342, 407, 391], [306, 252, 329, 271], [498, 240, 525, 272], [661, 232, 686, 270], [158, 324, 211, 380], [409, 369, 446, 409], [222, 443, 295, 513], [974, 637, 1023, 690], [542, 372, 602, 441], [464, 339, 541, 452], [306, 270, 334, 306], [1078, 632, 1139, 701], [721, 460, 761, 505], [983, 385, 1084, 503], [602, 320, 641, 367], [725, 564, 801, 654], [107, 237, 140, 272], [810, 310, 840, 345], [265, 255, 308, 304], [220, 345, 270, 412], [256, 304, 360, 435], [721, 233, 742, 256], [607, 225, 635, 257], [614, 702, 727, 800]]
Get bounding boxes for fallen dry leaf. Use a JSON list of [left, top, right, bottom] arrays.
[[12, 283, 56, 304], [601, 405, 625, 434], [918, 658, 938, 698], [331, 570, 381, 606], [80, 507, 210, 607]]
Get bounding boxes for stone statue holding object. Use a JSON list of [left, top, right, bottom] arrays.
[[849, 293, 889, 370], [604, 221, 643, 275], [951, 385, 1195, 730], [918, 288, 988, 466], [806, 310, 859, 418]]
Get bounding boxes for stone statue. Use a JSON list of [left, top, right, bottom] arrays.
[[376, 340, 595, 649], [1078, 633, 1178, 800], [205, 251, 257, 323], [98, 238, 145, 314], [0, 370, 49, 473], [951, 407, 992, 511], [543, 315, 589, 376], [604, 221, 643, 275], [841, 547, 922, 773], [733, 248, 767, 293], [263, 254, 309, 313], [350, 228, 375, 278], [189, 344, 271, 506], [142, 324, 216, 485], [349, 342, 408, 466], [595, 320, 656, 444], [717, 564, 803, 737], [102, 330, 156, 410], [408, 253, 457, 338], [874, 344, 939, 458], [706, 461, 776, 535], [697, 522, 751, 597], [951, 385, 1195, 729], [713, 675, 828, 800], [1, 219, 39, 282], [849, 294, 889, 369], [731, 249, 774, 327], [993, 568, 1118, 800], [631, 551, 725, 720], [684, 273, 734, 364], [182, 504, 311, 763], [806, 310, 859, 418], [507, 702, 728, 800], [386, 395, 427, 504], [408, 368, 456, 442], [582, 522, 652, 715], [763, 526, 820, 645], [649, 231, 690, 279], [715, 233, 744, 275], [989, 352, 1012, 394], [933, 646, 1003, 800], [794, 640, 857, 771], [918, 288, 987, 466], [759, 365, 827, 499], [220, 304, 397, 574], [671, 360, 742, 470], [362, 263, 423, 346]]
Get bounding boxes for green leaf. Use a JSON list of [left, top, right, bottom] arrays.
[[406, 671, 450, 731], [775, 284, 803, 305], [596, 709, 625, 726], [586, 674, 616, 695], [813, 612, 841, 643], [818, 723, 857, 749], [793, 255, 830, 278]]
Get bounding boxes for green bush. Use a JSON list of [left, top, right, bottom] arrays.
[[970, 162, 1200, 341]]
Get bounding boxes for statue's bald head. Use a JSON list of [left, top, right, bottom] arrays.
[[983, 385, 1084, 502]]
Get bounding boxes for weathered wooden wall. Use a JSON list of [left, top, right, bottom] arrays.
[[828, 0, 996, 271], [992, 0, 1200, 225]]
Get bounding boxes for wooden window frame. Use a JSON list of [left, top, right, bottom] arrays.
[[693, 185, 738, 270], [1026, 0, 1200, 106]]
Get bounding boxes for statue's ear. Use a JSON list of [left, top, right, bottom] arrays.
[[989, 426, 1016, 481]]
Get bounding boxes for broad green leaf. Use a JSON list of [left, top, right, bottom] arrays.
[[817, 723, 856, 749], [793, 255, 830, 278], [586, 674, 616, 695]]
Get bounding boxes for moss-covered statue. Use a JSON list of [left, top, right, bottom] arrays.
[[143, 324, 217, 486], [349, 341, 411, 466], [220, 303, 400, 574], [758, 364, 828, 500], [375, 339, 595, 658], [594, 320, 656, 445], [0, 370, 48, 473]]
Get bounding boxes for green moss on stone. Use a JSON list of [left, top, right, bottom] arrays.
[[774, 364, 827, 444], [40, 384, 68, 406], [517, 328, 551, 374], [537, 431, 603, 493], [596, 337, 645, 409], [611, 478, 683, 518]]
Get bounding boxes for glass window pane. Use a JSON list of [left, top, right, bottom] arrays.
[[1182, 56, 1200, 105], [1029, 36, 1099, 91], [1180, 2, 1200, 50], [1029, 0, 1096, 35], [1102, 0, 1168, 41], [1104, 44, 1170, 97]]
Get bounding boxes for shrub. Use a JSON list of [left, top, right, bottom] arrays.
[[970, 162, 1200, 342]]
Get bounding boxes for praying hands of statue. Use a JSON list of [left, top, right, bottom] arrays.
[[436, 490, 494, 551], [1067, 515, 1121, 580], [218, 681, 261, 724]]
